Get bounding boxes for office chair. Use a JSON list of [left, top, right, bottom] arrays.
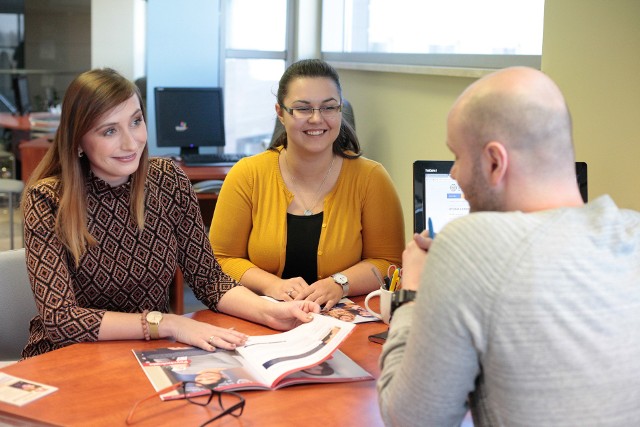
[[134, 76, 147, 110], [270, 99, 356, 146], [0, 248, 36, 364], [0, 176, 25, 249]]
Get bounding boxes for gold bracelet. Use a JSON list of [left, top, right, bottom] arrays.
[[141, 310, 150, 341]]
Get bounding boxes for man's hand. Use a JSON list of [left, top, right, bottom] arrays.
[[401, 230, 433, 291]]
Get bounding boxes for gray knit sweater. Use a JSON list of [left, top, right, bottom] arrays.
[[379, 196, 640, 426]]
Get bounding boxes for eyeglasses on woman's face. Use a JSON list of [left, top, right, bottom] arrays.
[[280, 103, 342, 120], [126, 381, 245, 426]]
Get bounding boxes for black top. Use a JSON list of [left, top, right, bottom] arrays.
[[281, 212, 323, 285]]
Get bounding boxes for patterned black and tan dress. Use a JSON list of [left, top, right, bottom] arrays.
[[21, 158, 237, 358]]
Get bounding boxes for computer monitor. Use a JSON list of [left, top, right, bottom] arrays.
[[154, 87, 225, 156], [413, 160, 588, 234], [12, 75, 31, 115], [0, 92, 17, 115]]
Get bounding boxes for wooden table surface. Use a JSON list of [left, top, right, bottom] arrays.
[[0, 113, 32, 132], [0, 297, 388, 427]]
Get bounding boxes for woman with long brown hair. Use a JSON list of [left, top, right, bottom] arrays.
[[21, 68, 318, 358]]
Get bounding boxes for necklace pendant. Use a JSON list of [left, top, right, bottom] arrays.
[[303, 209, 313, 216]]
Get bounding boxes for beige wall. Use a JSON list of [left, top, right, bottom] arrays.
[[339, 0, 640, 242], [542, 0, 640, 212], [339, 70, 473, 241]]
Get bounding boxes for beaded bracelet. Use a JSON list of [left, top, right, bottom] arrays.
[[141, 309, 150, 341]]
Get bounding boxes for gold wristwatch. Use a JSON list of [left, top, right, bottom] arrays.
[[146, 311, 163, 340]]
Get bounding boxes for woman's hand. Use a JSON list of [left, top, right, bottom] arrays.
[[303, 278, 343, 311], [268, 277, 311, 302], [163, 314, 248, 352], [263, 300, 321, 331]]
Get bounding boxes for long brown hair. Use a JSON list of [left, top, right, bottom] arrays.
[[269, 59, 361, 159], [22, 68, 149, 266]]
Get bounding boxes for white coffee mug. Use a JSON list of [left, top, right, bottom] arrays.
[[364, 287, 393, 325]]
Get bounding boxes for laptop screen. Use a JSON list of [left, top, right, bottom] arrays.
[[413, 160, 588, 234]]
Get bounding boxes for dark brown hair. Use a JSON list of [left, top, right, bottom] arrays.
[[269, 59, 361, 159]]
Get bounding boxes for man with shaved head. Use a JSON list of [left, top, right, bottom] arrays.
[[378, 67, 640, 426]]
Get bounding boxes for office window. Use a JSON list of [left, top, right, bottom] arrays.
[[223, 0, 290, 153], [322, 0, 545, 69], [224, 58, 285, 152], [226, 0, 287, 51], [0, 12, 25, 109]]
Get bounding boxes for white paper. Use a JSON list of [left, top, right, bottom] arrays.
[[0, 373, 58, 406]]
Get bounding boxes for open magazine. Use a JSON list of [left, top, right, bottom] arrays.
[[132, 314, 373, 400], [261, 296, 379, 324]]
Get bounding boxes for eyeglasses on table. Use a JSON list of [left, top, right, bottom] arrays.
[[126, 381, 245, 426]]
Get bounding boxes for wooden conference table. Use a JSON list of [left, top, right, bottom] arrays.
[[0, 297, 388, 427]]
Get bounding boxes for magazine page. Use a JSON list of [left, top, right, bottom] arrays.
[[261, 296, 378, 324], [324, 300, 379, 324], [236, 313, 355, 387], [0, 373, 58, 406], [132, 346, 271, 400], [133, 315, 356, 399], [274, 350, 373, 388], [132, 347, 370, 399]]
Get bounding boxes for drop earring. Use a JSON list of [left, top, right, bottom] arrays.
[[78, 150, 84, 158]]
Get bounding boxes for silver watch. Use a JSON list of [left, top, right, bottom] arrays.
[[331, 273, 349, 297]]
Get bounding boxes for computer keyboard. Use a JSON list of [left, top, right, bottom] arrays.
[[181, 153, 248, 167]]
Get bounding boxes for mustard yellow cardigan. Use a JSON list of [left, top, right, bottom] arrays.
[[209, 147, 405, 283]]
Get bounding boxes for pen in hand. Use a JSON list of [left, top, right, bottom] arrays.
[[428, 217, 435, 239]]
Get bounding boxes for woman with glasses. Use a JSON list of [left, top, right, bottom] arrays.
[[20, 68, 320, 359], [210, 59, 404, 310]]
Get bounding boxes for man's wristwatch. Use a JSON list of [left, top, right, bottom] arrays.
[[146, 311, 164, 340], [331, 273, 350, 298], [391, 290, 417, 315]]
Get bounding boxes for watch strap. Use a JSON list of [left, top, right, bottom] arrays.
[[148, 322, 160, 340], [391, 289, 417, 315]]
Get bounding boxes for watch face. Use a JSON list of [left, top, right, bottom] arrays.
[[332, 274, 348, 285], [147, 311, 163, 324]]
